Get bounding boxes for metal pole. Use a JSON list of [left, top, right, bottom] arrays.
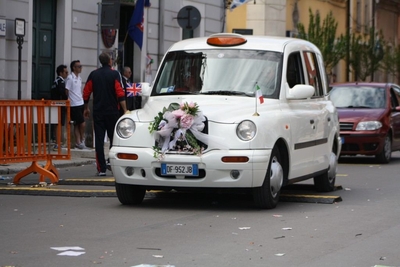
[[17, 36, 23, 100]]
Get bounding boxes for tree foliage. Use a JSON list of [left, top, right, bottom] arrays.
[[297, 9, 347, 75], [380, 43, 400, 83], [348, 27, 384, 81]]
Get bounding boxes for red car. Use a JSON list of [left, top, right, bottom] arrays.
[[329, 82, 400, 163]]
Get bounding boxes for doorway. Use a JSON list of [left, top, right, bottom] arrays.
[[32, 0, 56, 100], [118, 4, 135, 74]]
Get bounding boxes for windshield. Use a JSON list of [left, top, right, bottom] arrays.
[[152, 49, 282, 99], [330, 86, 386, 109]]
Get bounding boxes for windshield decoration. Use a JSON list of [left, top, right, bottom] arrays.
[[149, 102, 206, 159]]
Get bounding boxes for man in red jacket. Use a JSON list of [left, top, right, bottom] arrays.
[[83, 52, 127, 176]]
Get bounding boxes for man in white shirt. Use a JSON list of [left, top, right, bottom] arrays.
[[65, 60, 86, 149]]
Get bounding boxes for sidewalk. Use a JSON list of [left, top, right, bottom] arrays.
[[0, 145, 109, 175]]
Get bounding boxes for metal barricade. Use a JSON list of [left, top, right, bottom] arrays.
[[0, 100, 71, 184]]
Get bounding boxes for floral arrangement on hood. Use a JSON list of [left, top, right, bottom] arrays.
[[149, 102, 206, 158]]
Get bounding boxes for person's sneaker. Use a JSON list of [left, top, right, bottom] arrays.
[[97, 172, 107, 177], [75, 143, 85, 149], [81, 140, 89, 149]]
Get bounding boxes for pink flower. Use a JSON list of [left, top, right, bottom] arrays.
[[172, 109, 185, 119], [180, 114, 194, 129], [188, 102, 195, 108]]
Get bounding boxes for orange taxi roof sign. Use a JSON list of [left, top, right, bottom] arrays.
[[207, 33, 247, 47]]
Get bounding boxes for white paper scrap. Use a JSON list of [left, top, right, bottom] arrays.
[[239, 227, 251, 230], [51, 246, 85, 251], [131, 265, 175, 267], [275, 253, 285, 256], [57, 251, 86, 256]]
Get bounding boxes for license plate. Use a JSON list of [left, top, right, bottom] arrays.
[[161, 163, 199, 176]]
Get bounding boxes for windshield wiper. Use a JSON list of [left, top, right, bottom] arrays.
[[201, 91, 252, 96]]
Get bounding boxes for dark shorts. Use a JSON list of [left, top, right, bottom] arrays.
[[70, 105, 85, 125]]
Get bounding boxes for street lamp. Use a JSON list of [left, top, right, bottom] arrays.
[[15, 18, 25, 100]]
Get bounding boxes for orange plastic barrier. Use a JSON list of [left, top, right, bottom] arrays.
[[0, 100, 71, 184]]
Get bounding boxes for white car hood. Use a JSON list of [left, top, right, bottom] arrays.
[[136, 95, 274, 123]]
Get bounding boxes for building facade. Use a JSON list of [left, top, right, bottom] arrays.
[[0, 0, 226, 100]]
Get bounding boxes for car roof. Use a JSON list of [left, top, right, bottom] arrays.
[[166, 33, 321, 54]]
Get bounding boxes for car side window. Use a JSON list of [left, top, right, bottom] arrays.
[[303, 51, 324, 97], [391, 86, 400, 108], [286, 52, 304, 88]]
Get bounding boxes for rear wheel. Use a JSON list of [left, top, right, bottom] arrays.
[[375, 135, 391, 164], [253, 146, 284, 209], [314, 143, 338, 192], [115, 182, 146, 205]]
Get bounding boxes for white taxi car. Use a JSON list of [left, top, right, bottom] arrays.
[[110, 33, 341, 209]]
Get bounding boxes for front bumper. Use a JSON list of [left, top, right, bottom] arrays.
[[109, 147, 271, 188], [340, 132, 385, 155]]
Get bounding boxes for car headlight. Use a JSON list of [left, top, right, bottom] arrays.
[[236, 120, 256, 141], [356, 121, 382, 131], [116, 118, 135, 138]]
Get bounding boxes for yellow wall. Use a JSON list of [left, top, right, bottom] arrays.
[[226, 5, 247, 33]]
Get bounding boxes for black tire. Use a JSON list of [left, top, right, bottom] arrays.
[[253, 146, 284, 209], [115, 182, 146, 205], [375, 135, 391, 164], [314, 144, 338, 192]]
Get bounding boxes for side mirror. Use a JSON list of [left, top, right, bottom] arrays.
[[286, 83, 315, 99], [141, 82, 151, 96]]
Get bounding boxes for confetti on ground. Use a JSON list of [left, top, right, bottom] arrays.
[[57, 251, 86, 256]]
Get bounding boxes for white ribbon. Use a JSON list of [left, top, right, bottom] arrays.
[[155, 109, 229, 153]]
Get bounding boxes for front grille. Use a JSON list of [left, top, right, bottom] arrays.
[[340, 122, 354, 131]]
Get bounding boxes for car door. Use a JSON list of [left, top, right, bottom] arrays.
[[303, 51, 331, 171], [284, 52, 319, 179]]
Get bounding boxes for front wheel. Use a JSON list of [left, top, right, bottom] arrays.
[[253, 146, 284, 209], [115, 182, 146, 205], [375, 135, 391, 164]]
